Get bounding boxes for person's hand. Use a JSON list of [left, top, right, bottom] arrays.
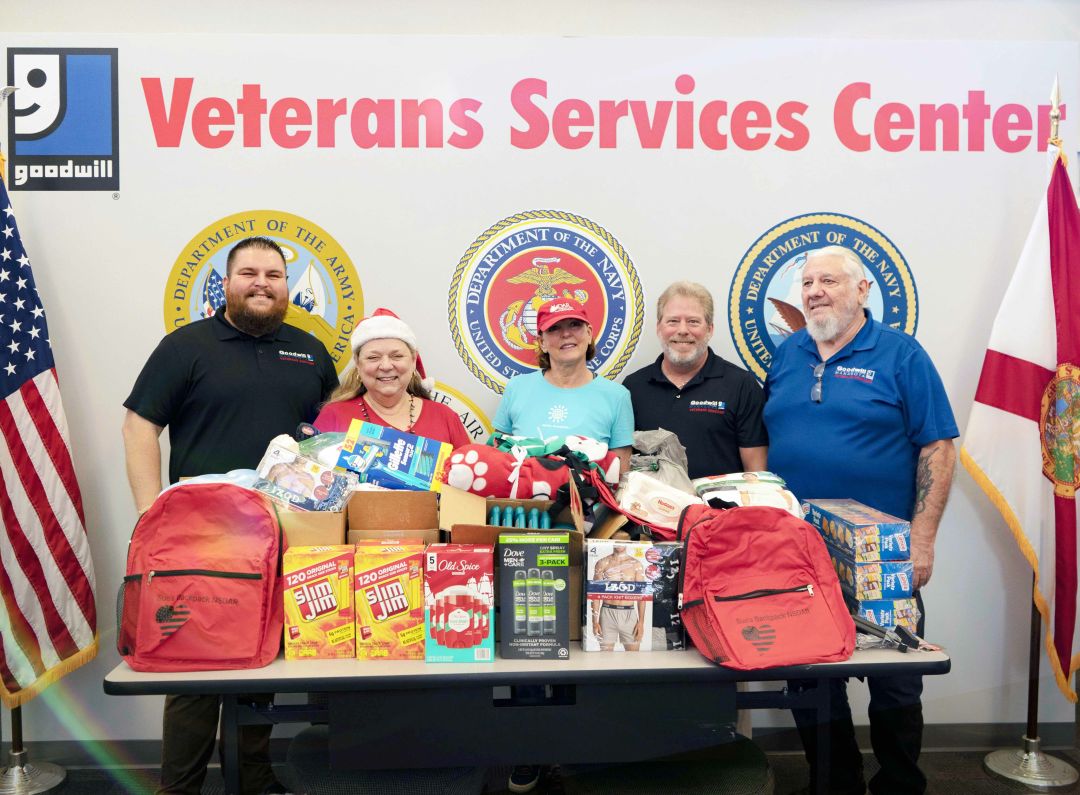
[[911, 541, 934, 591], [634, 620, 644, 640], [592, 619, 602, 638]]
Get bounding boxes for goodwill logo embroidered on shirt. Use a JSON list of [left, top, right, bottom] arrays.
[[279, 350, 315, 365], [688, 400, 726, 414], [834, 366, 876, 383]]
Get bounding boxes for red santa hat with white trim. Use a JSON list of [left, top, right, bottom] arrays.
[[350, 308, 434, 393]]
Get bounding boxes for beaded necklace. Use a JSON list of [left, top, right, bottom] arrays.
[[359, 394, 416, 432]]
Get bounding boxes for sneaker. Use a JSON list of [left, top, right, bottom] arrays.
[[508, 765, 541, 793], [261, 782, 294, 795]]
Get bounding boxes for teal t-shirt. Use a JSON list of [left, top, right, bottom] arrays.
[[493, 371, 634, 448]]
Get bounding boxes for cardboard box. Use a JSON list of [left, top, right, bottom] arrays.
[[342, 485, 485, 546], [282, 546, 355, 660], [281, 508, 346, 547], [855, 597, 919, 635], [498, 532, 571, 660], [832, 556, 913, 601], [354, 541, 426, 660], [337, 420, 452, 491], [424, 544, 494, 663], [449, 479, 586, 639], [584, 539, 653, 652], [803, 499, 911, 562]]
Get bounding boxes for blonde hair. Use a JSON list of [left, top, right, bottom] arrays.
[[656, 281, 714, 326], [325, 343, 432, 405]]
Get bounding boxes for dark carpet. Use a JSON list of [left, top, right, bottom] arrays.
[[36, 747, 1080, 794]]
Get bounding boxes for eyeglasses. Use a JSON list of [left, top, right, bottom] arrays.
[[811, 362, 825, 403]]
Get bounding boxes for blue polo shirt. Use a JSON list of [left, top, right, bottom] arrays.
[[763, 310, 957, 520]]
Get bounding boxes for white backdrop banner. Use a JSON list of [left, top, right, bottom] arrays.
[[1, 34, 1078, 737]]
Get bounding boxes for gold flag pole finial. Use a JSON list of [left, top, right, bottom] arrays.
[[0, 87, 17, 185], [1049, 76, 1062, 148]]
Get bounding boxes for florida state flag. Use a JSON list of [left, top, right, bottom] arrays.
[[961, 145, 1080, 701]]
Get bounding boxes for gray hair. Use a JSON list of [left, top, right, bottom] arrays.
[[804, 246, 867, 285]]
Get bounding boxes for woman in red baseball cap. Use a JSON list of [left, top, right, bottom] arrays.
[[494, 298, 634, 794]]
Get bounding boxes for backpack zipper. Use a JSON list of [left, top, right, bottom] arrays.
[[713, 583, 814, 602], [676, 509, 714, 610], [135, 569, 263, 586]]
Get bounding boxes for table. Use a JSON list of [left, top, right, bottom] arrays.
[[105, 647, 950, 793]]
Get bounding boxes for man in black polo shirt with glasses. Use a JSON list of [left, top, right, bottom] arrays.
[[123, 236, 337, 795]]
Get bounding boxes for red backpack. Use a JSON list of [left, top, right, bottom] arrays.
[[678, 504, 854, 670], [117, 483, 285, 671]]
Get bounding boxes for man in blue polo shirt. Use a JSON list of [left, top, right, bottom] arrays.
[[764, 246, 957, 795]]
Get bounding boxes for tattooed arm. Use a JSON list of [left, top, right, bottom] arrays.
[[910, 439, 956, 590]]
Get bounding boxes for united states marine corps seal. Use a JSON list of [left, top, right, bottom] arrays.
[[448, 210, 644, 394], [163, 210, 363, 373], [728, 212, 918, 381]]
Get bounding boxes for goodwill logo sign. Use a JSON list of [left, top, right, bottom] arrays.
[[6, 48, 119, 191], [728, 212, 918, 382], [448, 210, 644, 394]]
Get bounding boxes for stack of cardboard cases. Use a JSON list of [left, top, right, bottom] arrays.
[[802, 499, 918, 634]]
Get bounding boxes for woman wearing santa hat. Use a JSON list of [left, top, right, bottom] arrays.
[[313, 309, 470, 447]]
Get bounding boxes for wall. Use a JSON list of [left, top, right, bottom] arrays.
[[4, 0, 1080, 747]]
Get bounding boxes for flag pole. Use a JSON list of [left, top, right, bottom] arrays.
[[0, 87, 66, 795], [984, 573, 1078, 787], [983, 79, 1078, 790], [0, 708, 65, 795]]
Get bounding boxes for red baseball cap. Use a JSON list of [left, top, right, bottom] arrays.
[[536, 298, 591, 333]]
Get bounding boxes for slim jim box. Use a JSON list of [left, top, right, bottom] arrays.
[[282, 546, 355, 660], [424, 544, 494, 663], [354, 541, 426, 660], [498, 532, 571, 660]]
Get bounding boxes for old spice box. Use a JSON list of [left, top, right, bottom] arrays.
[[424, 543, 494, 663], [354, 541, 426, 660], [283, 546, 355, 660]]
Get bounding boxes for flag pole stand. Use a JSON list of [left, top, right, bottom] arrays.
[[0, 708, 65, 795], [985, 575, 1078, 789]]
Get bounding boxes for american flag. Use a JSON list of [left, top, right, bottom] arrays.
[[202, 268, 225, 318], [0, 178, 97, 707]]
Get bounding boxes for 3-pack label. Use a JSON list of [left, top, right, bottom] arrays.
[[498, 533, 570, 660], [424, 544, 494, 663], [354, 542, 425, 660], [282, 546, 355, 659]]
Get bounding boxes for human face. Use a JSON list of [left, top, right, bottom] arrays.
[[657, 295, 713, 367], [222, 248, 289, 336], [801, 256, 868, 343], [357, 339, 416, 403], [539, 318, 593, 367]]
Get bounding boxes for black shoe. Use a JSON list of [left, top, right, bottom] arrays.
[[508, 765, 541, 793]]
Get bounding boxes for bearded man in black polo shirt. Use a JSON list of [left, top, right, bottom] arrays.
[[623, 281, 767, 479], [122, 236, 337, 795]]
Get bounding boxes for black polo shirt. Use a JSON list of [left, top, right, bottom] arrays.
[[622, 348, 768, 479], [124, 311, 339, 483]]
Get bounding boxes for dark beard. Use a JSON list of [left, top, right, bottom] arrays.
[[224, 293, 288, 337]]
